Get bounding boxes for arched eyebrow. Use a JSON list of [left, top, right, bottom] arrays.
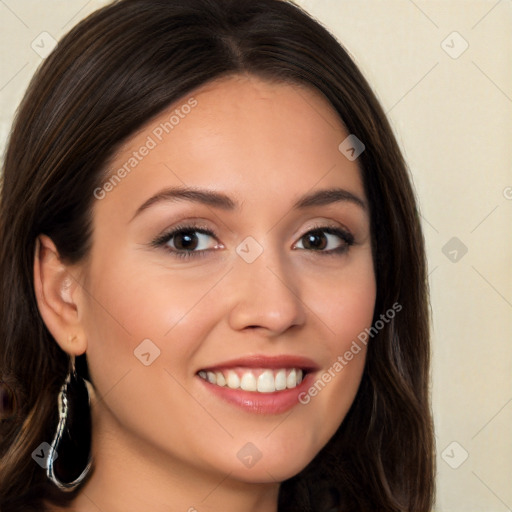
[[294, 187, 366, 210], [131, 186, 366, 222]]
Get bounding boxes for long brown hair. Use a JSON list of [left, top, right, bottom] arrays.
[[0, 0, 435, 510]]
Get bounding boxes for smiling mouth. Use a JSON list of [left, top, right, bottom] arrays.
[[197, 367, 305, 393]]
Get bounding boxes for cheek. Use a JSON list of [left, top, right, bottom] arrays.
[[308, 250, 376, 346], [78, 258, 218, 457], [80, 256, 222, 390], [296, 251, 376, 428], [84, 251, 219, 338]]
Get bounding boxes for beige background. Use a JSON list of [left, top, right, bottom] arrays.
[[1, 1, 511, 510]]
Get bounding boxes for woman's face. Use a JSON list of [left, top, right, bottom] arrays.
[[74, 75, 375, 485]]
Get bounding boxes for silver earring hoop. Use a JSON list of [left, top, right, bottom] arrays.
[[47, 356, 92, 491]]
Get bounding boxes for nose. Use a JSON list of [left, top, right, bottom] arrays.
[[227, 243, 307, 336]]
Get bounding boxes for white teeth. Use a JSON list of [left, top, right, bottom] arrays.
[[240, 372, 257, 391], [257, 370, 276, 393], [199, 368, 305, 393], [226, 370, 240, 389], [215, 371, 226, 387], [275, 369, 287, 391], [286, 369, 297, 389]]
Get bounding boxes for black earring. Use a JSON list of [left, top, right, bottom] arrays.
[[47, 356, 92, 491]]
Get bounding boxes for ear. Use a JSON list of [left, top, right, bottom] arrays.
[[33, 234, 88, 356]]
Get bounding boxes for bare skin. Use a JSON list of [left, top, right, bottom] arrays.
[[35, 74, 376, 512]]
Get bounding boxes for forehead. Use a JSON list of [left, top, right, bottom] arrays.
[[96, 74, 365, 221]]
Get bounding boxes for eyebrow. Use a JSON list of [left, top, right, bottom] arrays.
[[131, 185, 366, 221]]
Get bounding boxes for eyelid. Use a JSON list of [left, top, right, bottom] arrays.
[[301, 221, 352, 236]]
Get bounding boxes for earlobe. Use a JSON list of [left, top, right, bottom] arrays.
[[33, 234, 87, 356]]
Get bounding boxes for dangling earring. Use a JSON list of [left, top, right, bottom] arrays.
[[47, 354, 92, 491]]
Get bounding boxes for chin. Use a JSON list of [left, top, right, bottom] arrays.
[[215, 444, 319, 484]]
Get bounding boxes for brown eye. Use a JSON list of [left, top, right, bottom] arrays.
[[151, 224, 222, 260], [295, 227, 354, 254], [172, 231, 201, 251], [163, 228, 219, 254], [302, 230, 328, 250]]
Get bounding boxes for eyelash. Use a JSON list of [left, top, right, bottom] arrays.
[[151, 222, 355, 260]]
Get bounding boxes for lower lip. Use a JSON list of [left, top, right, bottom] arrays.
[[197, 372, 315, 414]]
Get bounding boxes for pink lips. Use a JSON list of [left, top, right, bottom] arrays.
[[196, 354, 320, 415]]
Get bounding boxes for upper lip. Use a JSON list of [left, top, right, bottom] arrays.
[[198, 354, 320, 373]]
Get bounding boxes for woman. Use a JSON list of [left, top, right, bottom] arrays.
[[0, 0, 435, 510]]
